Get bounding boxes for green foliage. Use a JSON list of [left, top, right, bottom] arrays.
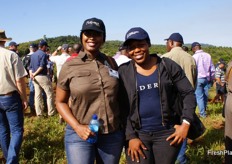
[[17, 35, 232, 66]]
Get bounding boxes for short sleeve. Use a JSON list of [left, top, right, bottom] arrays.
[[12, 53, 28, 79], [57, 62, 70, 91]]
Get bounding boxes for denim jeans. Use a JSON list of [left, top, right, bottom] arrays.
[[65, 124, 124, 164], [195, 78, 209, 117], [29, 78, 35, 110], [176, 138, 187, 164], [0, 92, 24, 164]]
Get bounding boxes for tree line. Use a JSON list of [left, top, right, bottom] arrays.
[[16, 35, 232, 65]]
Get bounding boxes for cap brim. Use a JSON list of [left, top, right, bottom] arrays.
[[123, 38, 145, 46], [81, 28, 104, 33], [123, 39, 131, 46]]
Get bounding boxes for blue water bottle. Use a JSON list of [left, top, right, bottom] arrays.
[[87, 114, 99, 143]]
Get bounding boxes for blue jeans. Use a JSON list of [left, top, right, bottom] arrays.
[[0, 92, 24, 164], [176, 138, 187, 164], [65, 125, 124, 164], [29, 78, 35, 110], [195, 78, 209, 117]]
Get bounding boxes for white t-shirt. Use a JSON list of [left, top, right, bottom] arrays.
[[50, 53, 70, 78], [113, 53, 131, 66]]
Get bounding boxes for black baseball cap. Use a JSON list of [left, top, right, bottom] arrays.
[[81, 17, 105, 33]]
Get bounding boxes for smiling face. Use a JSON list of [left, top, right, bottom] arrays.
[[127, 39, 150, 65], [81, 30, 104, 55]]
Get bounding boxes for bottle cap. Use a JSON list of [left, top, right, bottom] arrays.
[[92, 114, 98, 120]]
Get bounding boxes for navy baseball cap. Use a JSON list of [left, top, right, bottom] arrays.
[[165, 33, 184, 44], [123, 27, 151, 46], [30, 43, 38, 48], [191, 42, 201, 49], [8, 41, 19, 47], [81, 17, 105, 33], [39, 40, 49, 47]]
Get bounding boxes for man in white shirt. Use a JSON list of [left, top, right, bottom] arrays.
[[50, 44, 70, 79], [50, 44, 70, 124]]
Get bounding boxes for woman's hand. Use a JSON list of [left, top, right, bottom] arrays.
[[166, 123, 190, 146], [74, 124, 93, 141], [127, 138, 147, 163]]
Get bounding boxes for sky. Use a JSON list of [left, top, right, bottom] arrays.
[[1, 0, 232, 47]]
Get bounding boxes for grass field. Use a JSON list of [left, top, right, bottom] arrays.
[[0, 86, 225, 164]]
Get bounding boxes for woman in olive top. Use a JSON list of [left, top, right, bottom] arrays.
[[56, 18, 124, 164]]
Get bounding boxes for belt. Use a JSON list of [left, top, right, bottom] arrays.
[[0, 91, 17, 96]]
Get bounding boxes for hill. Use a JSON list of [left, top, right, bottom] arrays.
[[16, 35, 232, 64]]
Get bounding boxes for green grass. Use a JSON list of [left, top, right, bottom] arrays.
[[20, 115, 66, 163], [0, 86, 225, 164]]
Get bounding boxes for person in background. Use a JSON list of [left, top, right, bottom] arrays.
[[0, 29, 28, 163], [225, 59, 232, 164], [119, 27, 196, 164], [56, 17, 124, 164], [50, 44, 70, 79], [162, 33, 197, 164], [22, 43, 40, 116], [68, 45, 73, 55], [29, 40, 56, 117], [66, 43, 82, 61], [182, 45, 189, 52], [46, 48, 54, 82], [210, 60, 227, 103], [191, 42, 215, 118], [8, 41, 19, 54], [50, 44, 70, 123], [113, 44, 131, 66]]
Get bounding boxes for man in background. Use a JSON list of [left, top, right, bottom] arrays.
[[50, 44, 70, 79], [29, 40, 56, 117], [191, 42, 215, 118], [225, 59, 232, 164], [162, 32, 197, 164], [22, 43, 39, 115], [66, 43, 82, 61], [0, 29, 28, 163], [8, 41, 19, 54], [50, 44, 70, 123]]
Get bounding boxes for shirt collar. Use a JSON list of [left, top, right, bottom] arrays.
[[77, 51, 106, 61]]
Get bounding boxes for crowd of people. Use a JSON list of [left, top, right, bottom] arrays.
[[0, 17, 232, 164]]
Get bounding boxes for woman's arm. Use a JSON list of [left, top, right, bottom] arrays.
[[56, 87, 92, 140]]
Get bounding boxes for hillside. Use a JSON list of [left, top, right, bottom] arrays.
[[16, 35, 232, 64]]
